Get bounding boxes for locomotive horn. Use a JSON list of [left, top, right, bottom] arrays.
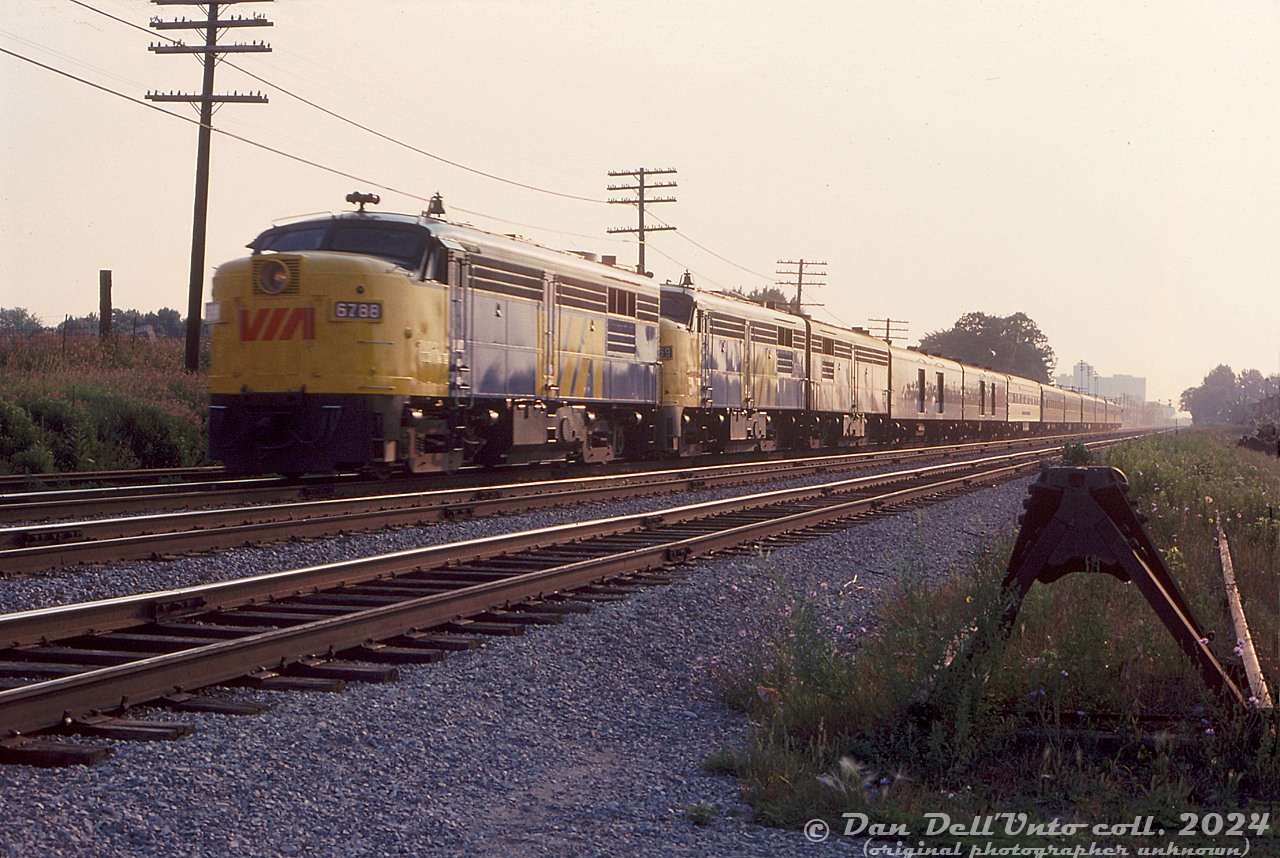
[[346, 192, 380, 212]]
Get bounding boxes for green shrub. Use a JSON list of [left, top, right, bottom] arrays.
[[0, 400, 38, 459], [0, 333, 207, 473], [1061, 441, 1092, 465]]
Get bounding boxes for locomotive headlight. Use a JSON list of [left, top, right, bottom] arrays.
[[258, 259, 289, 294]]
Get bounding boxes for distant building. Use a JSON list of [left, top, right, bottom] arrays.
[[1099, 374, 1146, 402], [1054, 361, 1146, 402]]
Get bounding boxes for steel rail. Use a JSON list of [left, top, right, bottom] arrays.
[[0, 430, 1141, 525], [0, 436, 1129, 575], [0, 451, 1037, 645], [0, 466, 224, 493], [0, 475, 356, 524], [0, 454, 1036, 739]]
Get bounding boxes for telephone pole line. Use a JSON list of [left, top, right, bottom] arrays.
[[147, 0, 273, 372], [606, 168, 676, 276], [776, 258, 825, 314], [868, 317, 909, 344]]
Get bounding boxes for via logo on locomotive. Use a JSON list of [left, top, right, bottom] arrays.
[[238, 306, 316, 342]]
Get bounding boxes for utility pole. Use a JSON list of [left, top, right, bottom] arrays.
[[606, 168, 676, 276], [868, 317, 909, 344], [775, 258, 825, 314], [99, 270, 112, 340], [147, 1, 272, 372]]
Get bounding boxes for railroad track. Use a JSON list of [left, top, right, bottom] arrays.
[[0, 466, 223, 493], [0, 431, 1139, 526], [0, 433, 1137, 576], [0, 471, 367, 526], [0, 448, 1052, 765]]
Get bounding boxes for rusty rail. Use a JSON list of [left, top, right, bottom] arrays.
[[1216, 514, 1273, 708]]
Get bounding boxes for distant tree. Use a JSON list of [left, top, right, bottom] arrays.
[[113, 308, 142, 336], [53, 308, 186, 339], [1180, 366, 1280, 424], [151, 308, 184, 338], [1180, 364, 1244, 424], [728, 286, 796, 312], [58, 313, 99, 337], [0, 308, 44, 337], [918, 312, 1055, 383], [114, 307, 186, 338], [1239, 368, 1268, 405]]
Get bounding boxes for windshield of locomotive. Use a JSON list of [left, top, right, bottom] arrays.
[[256, 226, 327, 253], [659, 290, 696, 327], [254, 221, 429, 269]]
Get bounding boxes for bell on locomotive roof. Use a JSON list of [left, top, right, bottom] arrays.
[[679, 270, 694, 287], [426, 193, 446, 217]]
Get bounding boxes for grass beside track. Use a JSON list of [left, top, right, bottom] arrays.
[[0, 334, 207, 475], [707, 429, 1280, 842]]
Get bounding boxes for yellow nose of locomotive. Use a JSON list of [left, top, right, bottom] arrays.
[[208, 250, 447, 394], [207, 247, 448, 474]]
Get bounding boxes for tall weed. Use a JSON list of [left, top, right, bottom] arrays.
[[712, 433, 1280, 829], [0, 333, 207, 473]]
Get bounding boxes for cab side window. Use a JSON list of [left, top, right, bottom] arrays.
[[421, 246, 448, 284]]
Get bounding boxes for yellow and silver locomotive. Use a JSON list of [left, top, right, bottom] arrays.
[[207, 196, 662, 474], [207, 195, 1123, 475], [655, 285, 889, 455]]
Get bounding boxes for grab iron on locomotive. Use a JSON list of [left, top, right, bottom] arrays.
[[206, 195, 1122, 475]]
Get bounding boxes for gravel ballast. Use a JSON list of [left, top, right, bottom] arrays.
[[0, 473, 1037, 858]]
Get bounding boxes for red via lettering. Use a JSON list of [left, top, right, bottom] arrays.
[[240, 307, 315, 341]]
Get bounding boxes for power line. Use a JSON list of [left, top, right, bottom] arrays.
[[228, 64, 606, 204], [640, 210, 773, 283], [0, 41, 604, 248], [868, 317, 909, 344], [4, 36, 771, 299], [639, 244, 722, 290], [60, 0, 773, 281], [776, 258, 826, 314], [66, 0, 153, 39], [607, 167, 677, 276], [0, 44, 434, 204], [37, 4, 787, 290], [65, 0, 606, 204], [0, 25, 143, 90], [147, 0, 273, 373]]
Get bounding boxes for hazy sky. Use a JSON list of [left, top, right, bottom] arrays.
[[3, 0, 1279, 407]]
